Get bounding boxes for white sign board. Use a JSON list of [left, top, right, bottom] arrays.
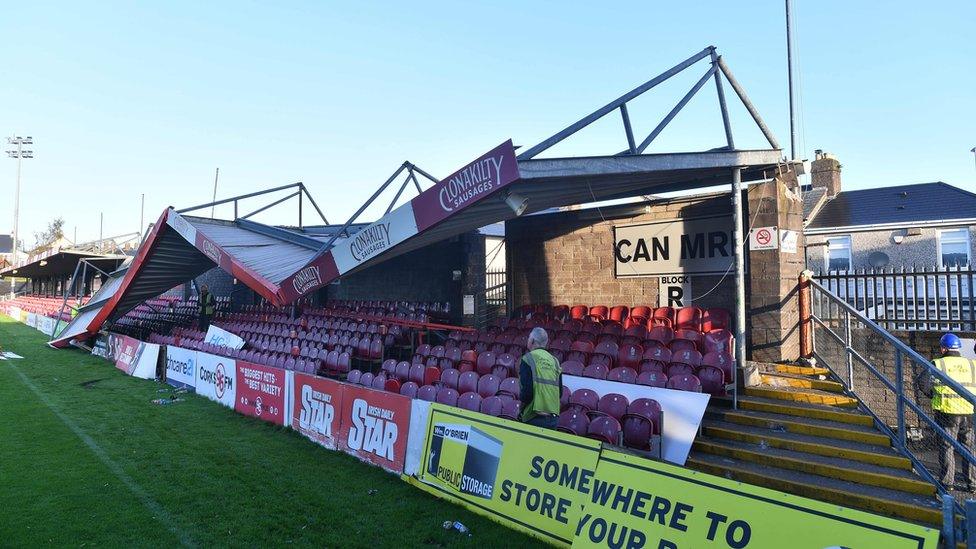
[[749, 226, 779, 251], [781, 229, 799, 254], [613, 215, 736, 278], [563, 375, 710, 465], [195, 352, 236, 408], [963, 338, 976, 360], [462, 295, 475, 315], [659, 275, 692, 308], [165, 346, 197, 390], [330, 205, 418, 273], [204, 325, 245, 350]]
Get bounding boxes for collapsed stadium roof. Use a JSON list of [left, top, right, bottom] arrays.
[[52, 46, 787, 348]]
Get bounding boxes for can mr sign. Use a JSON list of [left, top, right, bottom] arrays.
[[613, 215, 735, 278]]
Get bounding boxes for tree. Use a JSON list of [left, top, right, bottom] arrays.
[[31, 217, 65, 253]]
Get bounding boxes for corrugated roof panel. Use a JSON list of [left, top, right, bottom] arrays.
[[187, 218, 319, 284]]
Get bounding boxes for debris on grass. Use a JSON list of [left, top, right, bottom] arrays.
[[443, 520, 470, 535], [151, 398, 183, 405]]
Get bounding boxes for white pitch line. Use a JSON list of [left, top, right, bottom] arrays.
[[6, 363, 195, 547]]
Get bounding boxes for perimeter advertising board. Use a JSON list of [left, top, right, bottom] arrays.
[[290, 373, 344, 450], [114, 335, 160, 380], [338, 384, 412, 472], [413, 404, 603, 546], [195, 352, 237, 409], [165, 346, 197, 390], [613, 215, 737, 278], [573, 450, 938, 549], [235, 361, 287, 424]]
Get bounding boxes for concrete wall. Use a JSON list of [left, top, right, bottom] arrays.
[[506, 194, 736, 311], [806, 226, 976, 271]]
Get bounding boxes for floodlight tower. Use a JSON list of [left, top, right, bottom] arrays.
[[5, 135, 33, 298]]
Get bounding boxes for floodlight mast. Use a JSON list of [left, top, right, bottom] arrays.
[[5, 135, 33, 298]]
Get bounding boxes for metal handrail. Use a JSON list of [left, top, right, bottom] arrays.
[[809, 277, 976, 534]]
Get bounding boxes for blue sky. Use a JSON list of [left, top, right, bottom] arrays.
[[1, 1, 973, 247]]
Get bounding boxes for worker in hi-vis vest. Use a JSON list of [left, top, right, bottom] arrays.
[[198, 284, 215, 334], [920, 333, 976, 490], [519, 327, 563, 429]]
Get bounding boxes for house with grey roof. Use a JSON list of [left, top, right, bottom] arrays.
[[803, 152, 976, 273]]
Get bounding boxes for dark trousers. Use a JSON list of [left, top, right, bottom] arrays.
[[936, 411, 976, 488], [526, 414, 557, 430], [199, 313, 212, 334]]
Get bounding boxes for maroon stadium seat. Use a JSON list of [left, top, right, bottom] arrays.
[[589, 393, 629, 420], [476, 351, 496, 376], [698, 365, 727, 396], [400, 381, 419, 398], [586, 416, 622, 444], [347, 369, 362, 384], [642, 344, 671, 364], [561, 385, 570, 409], [381, 359, 397, 376], [439, 368, 461, 390], [458, 371, 479, 394], [557, 411, 590, 436], [567, 388, 599, 414], [636, 371, 668, 388], [607, 366, 638, 384], [395, 361, 411, 382], [666, 363, 695, 377], [703, 329, 734, 354], [667, 373, 702, 393], [671, 348, 703, 368], [408, 363, 425, 385], [647, 326, 675, 346], [371, 375, 387, 391], [435, 387, 459, 406], [477, 374, 502, 399], [458, 392, 483, 412], [497, 376, 520, 398], [621, 325, 648, 345], [702, 308, 731, 332], [617, 343, 642, 370], [359, 372, 374, 387], [582, 363, 609, 380], [622, 398, 662, 449], [702, 351, 734, 383], [417, 384, 438, 401], [480, 396, 504, 416], [500, 399, 522, 420], [566, 341, 594, 364], [561, 360, 584, 377]]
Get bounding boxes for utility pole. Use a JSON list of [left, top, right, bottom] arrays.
[[5, 135, 33, 298], [786, 0, 797, 160]]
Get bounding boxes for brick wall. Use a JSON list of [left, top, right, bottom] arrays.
[[506, 194, 736, 311]]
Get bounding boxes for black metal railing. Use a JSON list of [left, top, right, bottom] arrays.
[[815, 265, 975, 332]]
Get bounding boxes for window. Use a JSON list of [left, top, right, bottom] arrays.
[[825, 236, 852, 271], [938, 228, 971, 267]]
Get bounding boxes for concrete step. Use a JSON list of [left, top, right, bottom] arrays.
[[686, 452, 942, 526], [744, 385, 858, 407], [734, 395, 873, 426], [766, 363, 830, 377], [691, 438, 935, 496], [759, 372, 846, 393], [706, 408, 892, 446], [702, 419, 912, 470]]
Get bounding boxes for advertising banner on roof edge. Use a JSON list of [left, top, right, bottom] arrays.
[[330, 205, 419, 274], [412, 139, 520, 233]]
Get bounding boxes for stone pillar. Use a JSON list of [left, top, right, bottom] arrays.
[[747, 174, 806, 362]]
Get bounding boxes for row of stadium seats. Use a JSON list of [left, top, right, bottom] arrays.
[[0, 294, 89, 320], [512, 304, 729, 333]]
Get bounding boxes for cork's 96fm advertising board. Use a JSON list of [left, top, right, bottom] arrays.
[[412, 405, 938, 549]]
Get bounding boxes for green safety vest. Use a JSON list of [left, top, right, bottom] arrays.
[[520, 349, 562, 422], [200, 293, 215, 316], [932, 356, 976, 415]]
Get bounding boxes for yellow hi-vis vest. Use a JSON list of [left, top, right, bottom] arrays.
[[932, 356, 976, 415], [520, 349, 562, 422], [200, 293, 215, 316]]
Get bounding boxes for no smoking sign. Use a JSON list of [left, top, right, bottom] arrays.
[[749, 226, 779, 251]]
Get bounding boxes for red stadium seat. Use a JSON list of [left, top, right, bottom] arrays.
[[586, 416, 622, 444], [477, 374, 502, 399], [636, 371, 668, 388], [630, 306, 653, 324], [608, 305, 629, 324], [423, 366, 441, 386], [458, 392, 483, 412], [417, 384, 438, 402], [497, 376, 520, 398], [570, 305, 589, 320], [671, 349, 703, 368], [458, 371, 479, 394], [674, 307, 702, 331], [567, 389, 599, 414], [702, 308, 731, 332], [384, 378, 401, 394], [589, 393, 629, 420], [561, 360, 585, 377], [622, 398, 662, 449], [667, 373, 702, 393], [607, 366, 638, 384], [698, 365, 726, 396], [557, 411, 590, 436], [439, 368, 461, 390], [582, 363, 609, 380], [435, 387, 459, 406], [480, 396, 504, 417], [588, 305, 609, 321], [400, 381, 419, 398]]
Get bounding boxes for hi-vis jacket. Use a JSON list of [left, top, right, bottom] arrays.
[[932, 356, 976, 415]]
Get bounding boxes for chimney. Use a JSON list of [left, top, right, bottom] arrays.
[[811, 149, 842, 197]]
